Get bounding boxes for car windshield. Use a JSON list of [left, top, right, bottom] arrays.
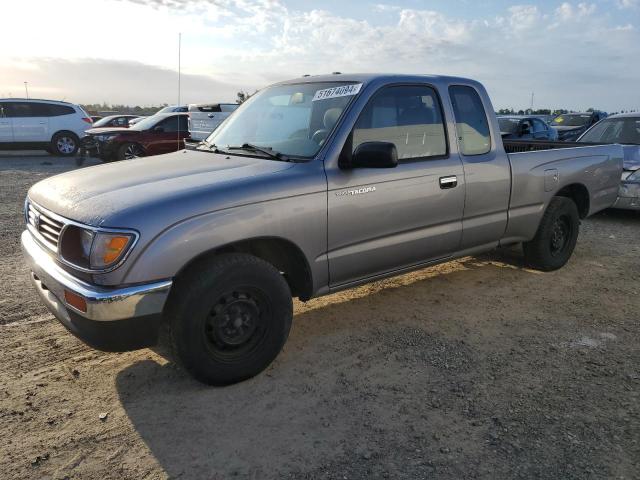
[[206, 81, 363, 158], [129, 115, 163, 131], [552, 114, 591, 127], [579, 117, 640, 145], [498, 118, 520, 134]]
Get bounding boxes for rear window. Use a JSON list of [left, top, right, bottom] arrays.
[[192, 104, 222, 113], [48, 104, 76, 116], [449, 85, 491, 156]]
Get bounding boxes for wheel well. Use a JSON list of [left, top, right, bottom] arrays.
[[556, 183, 589, 218], [51, 130, 79, 143], [177, 237, 313, 300]]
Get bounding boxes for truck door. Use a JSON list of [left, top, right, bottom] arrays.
[[448, 85, 511, 249], [325, 84, 465, 287], [0, 102, 13, 143], [7, 102, 49, 143]]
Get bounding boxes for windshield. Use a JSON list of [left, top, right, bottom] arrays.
[[129, 115, 162, 131], [206, 82, 363, 158], [498, 118, 520, 134], [552, 114, 591, 127], [92, 116, 120, 127], [579, 117, 640, 145]]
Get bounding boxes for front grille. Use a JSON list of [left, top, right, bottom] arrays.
[[27, 203, 65, 249]]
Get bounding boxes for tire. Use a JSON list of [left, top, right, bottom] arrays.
[[166, 253, 293, 385], [117, 142, 145, 160], [51, 132, 79, 156], [523, 196, 580, 271]]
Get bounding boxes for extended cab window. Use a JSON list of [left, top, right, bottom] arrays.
[[353, 85, 447, 161], [449, 85, 491, 155]]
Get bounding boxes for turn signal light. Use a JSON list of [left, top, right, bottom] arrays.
[[103, 236, 130, 264]]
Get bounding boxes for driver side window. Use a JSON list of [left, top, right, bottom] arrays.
[[352, 85, 447, 161]]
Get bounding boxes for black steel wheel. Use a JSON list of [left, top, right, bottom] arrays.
[[523, 196, 580, 271], [166, 253, 293, 385]]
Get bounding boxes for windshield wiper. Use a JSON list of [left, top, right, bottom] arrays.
[[197, 140, 223, 153], [226, 143, 291, 162]]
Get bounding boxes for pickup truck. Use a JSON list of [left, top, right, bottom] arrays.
[[22, 74, 623, 385]]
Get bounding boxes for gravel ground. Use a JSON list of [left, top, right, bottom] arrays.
[[0, 152, 639, 480]]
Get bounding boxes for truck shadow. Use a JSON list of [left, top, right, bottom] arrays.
[[115, 254, 541, 479]]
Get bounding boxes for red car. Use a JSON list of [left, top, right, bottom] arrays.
[[83, 113, 189, 161]]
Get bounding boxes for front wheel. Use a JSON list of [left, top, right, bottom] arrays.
[[51, 132, 79, 156], [117, 142, 145, 160], [523, 196, 580, 271], [167, 253, 293, 385]]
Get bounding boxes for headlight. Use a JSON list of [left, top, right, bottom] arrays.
[[59, 226, 136, 271], [95, 134, 117, 142], [627, 170, 640, 182]]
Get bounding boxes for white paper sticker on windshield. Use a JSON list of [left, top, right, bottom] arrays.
[[312, 83, 362, 102]]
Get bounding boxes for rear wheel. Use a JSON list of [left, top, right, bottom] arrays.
[[51, 132, 79, 156], [166, 253, 293, 385], [523, 196, 580, 271], [117, 142, 145, 160]]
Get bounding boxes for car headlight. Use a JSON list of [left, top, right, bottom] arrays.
[[60, 226, 136, 271], [95, 134, 117, 142]]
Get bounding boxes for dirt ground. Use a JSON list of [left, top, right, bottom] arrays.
[[0, 152, 639, 480]]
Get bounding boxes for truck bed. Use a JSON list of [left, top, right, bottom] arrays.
[[503, 139, 604, 154]]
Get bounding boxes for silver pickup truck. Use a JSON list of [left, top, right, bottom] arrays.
[[22, 74, 623, 385]]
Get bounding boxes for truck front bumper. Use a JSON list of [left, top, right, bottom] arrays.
[[21, 230, 172, 351]]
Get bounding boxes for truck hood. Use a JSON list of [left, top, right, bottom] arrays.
[[28, 150, 294, 227]]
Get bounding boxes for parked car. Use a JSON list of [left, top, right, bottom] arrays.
[[22, 74, 622, 385], [498, 115, 558, 140], [91, 114, 140, 129], [90, 115, 103, 123], [578, 113, 640, 210], [0, 98, 92, 156], [551, 111, 607, 141], [156, 105, 188, 114], [127, 116, 147, 127], [188, 103, 239, 141], [82, 113, 189, 161]]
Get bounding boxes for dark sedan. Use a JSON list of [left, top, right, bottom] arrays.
[[498, 116, 558, 140], [83, 113, 189, 161], [551, 111, 606, 141]]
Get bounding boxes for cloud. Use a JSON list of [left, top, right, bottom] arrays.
[[1, 0, 639, 111], [0, 58, 240, 105], [616, 0, 638, 8]]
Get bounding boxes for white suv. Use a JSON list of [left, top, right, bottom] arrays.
[[0, 99, 92, 156]]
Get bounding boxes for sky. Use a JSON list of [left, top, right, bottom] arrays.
[[0, 0, 639, 111]]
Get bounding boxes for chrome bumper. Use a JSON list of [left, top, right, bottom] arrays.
[[21, 230, 172, 322]]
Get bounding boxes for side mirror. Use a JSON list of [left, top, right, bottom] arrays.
[[350, 142, 398, 169], [153, 126, 165, 133]]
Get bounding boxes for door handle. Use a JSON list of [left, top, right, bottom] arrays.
[[439, 175, 458, 189], [207, 113, 215, 118], [39, 121, 47, 124]]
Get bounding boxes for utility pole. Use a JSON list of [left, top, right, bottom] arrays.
[[530, 92, 534, 111], [24, 82, 29, 99], [178, 33, 181, 107]]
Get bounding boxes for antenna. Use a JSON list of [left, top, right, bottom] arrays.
[[178, 33, 183, 151]]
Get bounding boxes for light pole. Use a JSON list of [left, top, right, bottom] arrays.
[[24, 82, 29, 99]]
